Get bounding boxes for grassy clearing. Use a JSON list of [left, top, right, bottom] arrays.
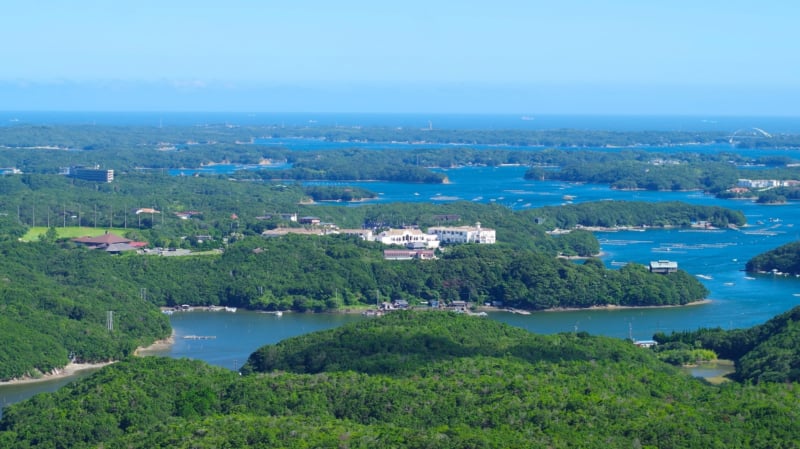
[[21, 226, 132, 242]]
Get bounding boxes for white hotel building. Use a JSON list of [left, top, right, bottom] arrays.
[[376, 228, 440, 249], [427, 222, 496, 245]]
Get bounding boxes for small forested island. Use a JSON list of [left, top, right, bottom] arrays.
[[2, 311, 800, 448], [530, 200, 745, 229], [302, 185, 378, 202], [745, 240, 800, 275]]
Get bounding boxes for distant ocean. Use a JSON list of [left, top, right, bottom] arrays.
[[2, 111, 800, 134]]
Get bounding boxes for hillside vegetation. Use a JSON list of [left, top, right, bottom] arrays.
[[745, 240, 800, 275], [655, 305, 800, 384], [2, 312, 800, 448], [0, 228, 707, 380], [0, 242, 170, 381]]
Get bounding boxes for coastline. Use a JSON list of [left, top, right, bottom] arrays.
[[0, 332, 177, 387], [539, 298, 712, 313], [0, 362, 115, 387], [133, 331, 177, 356], [476, 298, 712, 314]]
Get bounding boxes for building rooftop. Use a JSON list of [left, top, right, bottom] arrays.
[[72, 233, 132, 245]]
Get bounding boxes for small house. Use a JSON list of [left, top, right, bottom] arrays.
[[448, 300, 468, 311]]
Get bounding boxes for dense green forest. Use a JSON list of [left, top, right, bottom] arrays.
[[745, 240, 800, 275], [0, 242, 170, 381], [0, 204, 708, 379], [654, 305, 800, 384], [3, 312, 800, 448], [0, 236, 707, 316]]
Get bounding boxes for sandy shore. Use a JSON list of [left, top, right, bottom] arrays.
[[0, 333, 177, 387], [0, 362, 115, 386], [133, 332, 176, 355]]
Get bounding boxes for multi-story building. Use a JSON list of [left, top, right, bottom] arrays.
[[376, 228, 440, 249], [338, 229, 375, 241], [66, 166, 114, 182], [427, 222, 496, 245]]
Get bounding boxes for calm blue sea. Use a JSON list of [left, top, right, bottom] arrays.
[[3, 111, 800, 133]]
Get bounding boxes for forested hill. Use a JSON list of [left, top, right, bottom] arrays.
[[745, 240, 800, 275], [31, 235, 707, 312], [2, 312, 800, 448], [239, 310, 658, 376], [0, 242, 170, 381], [529, 200, 746, 229], [655, 304, 800, 384]]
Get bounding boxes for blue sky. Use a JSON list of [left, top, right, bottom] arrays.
[[2, 0, 799, 114]]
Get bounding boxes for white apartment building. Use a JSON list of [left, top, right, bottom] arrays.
[[427, 222, 496, 245]]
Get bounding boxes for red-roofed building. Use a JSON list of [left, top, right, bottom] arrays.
[[72, 232, 147, 252], [383, 249, 436, 261]]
